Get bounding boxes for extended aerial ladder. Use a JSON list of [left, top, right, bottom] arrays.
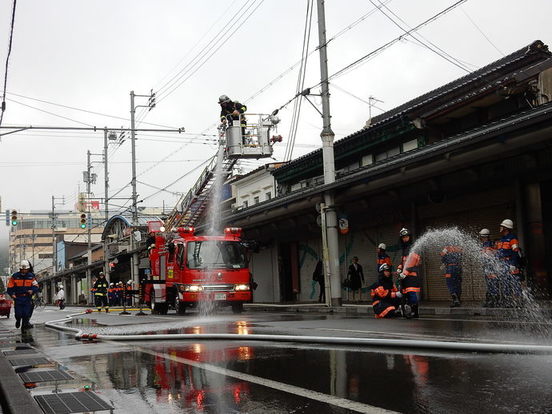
[[163, 111, 282, 230]]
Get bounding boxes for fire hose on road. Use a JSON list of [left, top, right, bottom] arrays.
[[44, 311, 552, 354]]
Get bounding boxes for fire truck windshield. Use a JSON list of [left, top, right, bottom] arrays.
[[186, 241, 247, 269]]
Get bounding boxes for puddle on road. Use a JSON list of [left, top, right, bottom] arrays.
[[31, 333, 552, 414]]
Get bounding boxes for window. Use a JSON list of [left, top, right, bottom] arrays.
[[265, 192, 272, 200], [243, 200, 248, 208], [402, 138, 418, 152], [186, 241, 247, 269], [375, 146, 400, 162], [361, 154, 373, 166], [254, 196, 260, 204]]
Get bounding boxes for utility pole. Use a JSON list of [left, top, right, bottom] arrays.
[[316, 0, 341, 306], [129, 90, 155, 288], [51, 195, 64, 276]]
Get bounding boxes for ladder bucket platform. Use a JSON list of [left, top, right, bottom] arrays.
[[225, 113, 281, 159]]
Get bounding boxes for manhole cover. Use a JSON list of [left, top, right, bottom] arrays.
[[35, 392, 113, 414], [19, 370, 73, 383], [9, 357, 50, 366]]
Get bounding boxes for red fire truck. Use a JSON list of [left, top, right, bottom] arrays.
[[144, 223, 252, 314]]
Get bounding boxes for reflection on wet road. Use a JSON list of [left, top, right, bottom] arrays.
[[20, 312, 552, 413]]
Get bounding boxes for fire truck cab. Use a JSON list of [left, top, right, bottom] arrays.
[[144, 224, 252, 314]]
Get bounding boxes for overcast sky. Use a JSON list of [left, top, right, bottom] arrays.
[[0, 0, 550, 240]]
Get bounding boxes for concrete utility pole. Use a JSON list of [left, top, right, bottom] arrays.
[[316, 0, 342, 306], [86, 150, 93, 296], [51, 195, 64, 276], [129, 90, 156, 288]]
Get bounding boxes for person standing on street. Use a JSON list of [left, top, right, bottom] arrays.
[[480, 228, 499, 307], [396, 228, 421, 318], [347, 256, 365, 302], [312, 259, 325, 303], [56, 285, 65, 310], [93, 272, 110, 313], [7, 260, 39, 330], [440, 244, 463, 307], [496, 219, 523, 307]]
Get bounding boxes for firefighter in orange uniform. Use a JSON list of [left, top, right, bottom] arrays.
[[369, 263, 402, 318], [6, 260, 39, 330], [440, 244, 463, 307], [396, 228, 421, 318], [376, 243, 392, 273], [496, 219, 523, 307]]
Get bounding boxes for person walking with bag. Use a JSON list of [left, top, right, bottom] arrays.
[[312, 260, 325, 303], [347, 257, 364, 302]]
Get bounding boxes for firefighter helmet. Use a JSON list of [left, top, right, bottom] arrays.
[[399, 228, 410, 237], [20, 260, 30, 270], [378, 243, 386, 250], [479, 228, 490, 237], [500, 219, 514, 229], [218, 94, 231, 104], [378, 263, 390, 273]]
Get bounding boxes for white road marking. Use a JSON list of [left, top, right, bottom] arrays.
[[121, 341, 398, 414]]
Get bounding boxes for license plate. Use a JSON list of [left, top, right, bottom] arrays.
[[214, 293, 226, 301]]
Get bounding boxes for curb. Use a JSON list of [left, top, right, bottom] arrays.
[[0, 348, 43, 414]]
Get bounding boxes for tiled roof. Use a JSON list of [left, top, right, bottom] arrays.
[[274, 40, 551, 179]]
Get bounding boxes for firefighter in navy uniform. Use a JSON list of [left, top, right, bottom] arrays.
[[93, 272, 110, 312], [376, 243, 392, 273], [369, 263, 403, 318], [396, 228, 421, 318], [219, 94, 247, 137], [496, 219, 523, 307], [440, 244, 463, 307], [6, 260, 39, 330]]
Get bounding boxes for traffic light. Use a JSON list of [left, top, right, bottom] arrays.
[[10, 210, 17, 226], [80, 213, 87, 229]]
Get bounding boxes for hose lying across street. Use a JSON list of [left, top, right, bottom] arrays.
[[44, 311, 552, 354]]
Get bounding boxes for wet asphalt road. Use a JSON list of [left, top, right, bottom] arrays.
[[3, 307, 552, 413]]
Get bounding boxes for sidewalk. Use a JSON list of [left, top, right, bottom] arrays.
[[245, 300, 552, 317]]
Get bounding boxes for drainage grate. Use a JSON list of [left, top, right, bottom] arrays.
[[35, 392, 113, 414], [9, 357, 50, 366], [3, 348, 38, 356], [19, 370, 73, 383]]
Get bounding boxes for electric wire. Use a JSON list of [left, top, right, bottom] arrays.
[[0, 0, 17, 127], [460, 7, 504, 56], [369, 0, 472, 73], [284, 0, 313, 162]]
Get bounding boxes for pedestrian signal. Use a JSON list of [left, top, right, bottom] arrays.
[[80, 213, 87, 229], [10, 210, 17, 226]]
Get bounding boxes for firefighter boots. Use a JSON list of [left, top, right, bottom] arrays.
[[450, 293, 461, 307]]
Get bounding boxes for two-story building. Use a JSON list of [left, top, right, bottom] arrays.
[[224, 40, 552, 304]]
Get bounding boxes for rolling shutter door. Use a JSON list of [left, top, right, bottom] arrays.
[[419, 196, 514, 301]]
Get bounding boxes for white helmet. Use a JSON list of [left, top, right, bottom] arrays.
[[378, 243, 386, 250], [378, 263, 390, 273], [218, 94, 230, 104], [399, 228, 410, 237], [479, 228, 490, 237], [20, 260, 30, 270], [500, 219, 514, 229]]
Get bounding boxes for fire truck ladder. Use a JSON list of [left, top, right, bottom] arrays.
[[164, 152, 236, 229]]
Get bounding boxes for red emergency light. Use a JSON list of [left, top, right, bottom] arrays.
[[224, 227, 242, 237], [178, 227, 195, 235]]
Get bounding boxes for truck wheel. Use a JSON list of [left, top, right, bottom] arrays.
[[231, 303, 244, 314]]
